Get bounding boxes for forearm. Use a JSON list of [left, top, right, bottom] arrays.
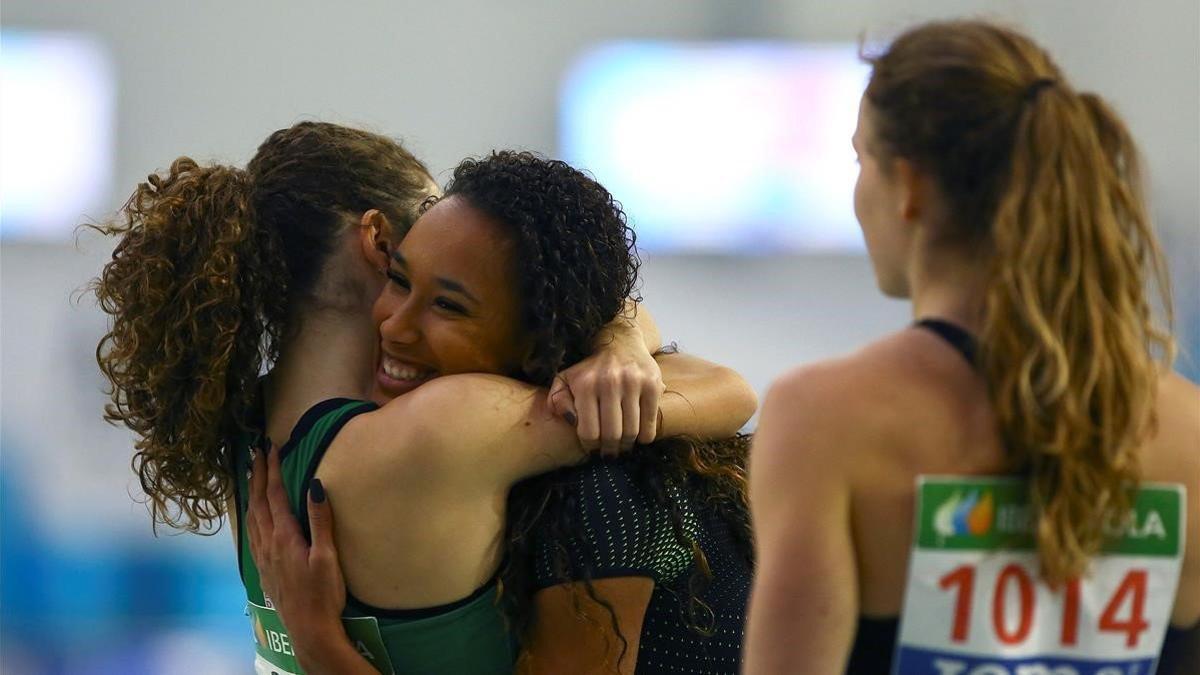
[[656, 353, 757, 439], [628, 301, 661, 352]]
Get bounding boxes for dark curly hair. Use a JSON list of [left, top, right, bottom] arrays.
[[90, 122, 433, 533], [442, 151, 752, 654]]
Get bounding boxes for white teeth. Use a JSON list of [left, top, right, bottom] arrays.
[[382, 357, 427, 382]]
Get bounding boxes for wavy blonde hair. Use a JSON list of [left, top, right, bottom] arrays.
[[865, 20, 1174, 582]]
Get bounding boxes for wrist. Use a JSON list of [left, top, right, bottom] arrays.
[[292, 618, 352, 671], [603, 314, 642, 345]]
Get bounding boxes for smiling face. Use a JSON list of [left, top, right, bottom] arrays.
[[370, 195, 528, 402]]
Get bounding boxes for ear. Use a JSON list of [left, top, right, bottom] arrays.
[[359, 209, 394, 273], [892, 158, 925, 223]]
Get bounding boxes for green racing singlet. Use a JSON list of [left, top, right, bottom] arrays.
[[232, 398, 518, 674]]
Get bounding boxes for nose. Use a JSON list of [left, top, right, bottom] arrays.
[[379, 298, 421, 346]]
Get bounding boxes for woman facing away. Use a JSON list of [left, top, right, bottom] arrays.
[[247, 152, 757, 674], [745, 20, 1199, 674], [92, 124, 757, 674]]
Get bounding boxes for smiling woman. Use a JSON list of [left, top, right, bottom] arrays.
[[247, 151, 759, 675], [372, 196, 530, 399], [92, 127, 756, 675]]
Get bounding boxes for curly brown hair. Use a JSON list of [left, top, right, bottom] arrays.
[[90, 122, 433, 533], [864, 21, 1174, 582], [442, 151, 752, 652]]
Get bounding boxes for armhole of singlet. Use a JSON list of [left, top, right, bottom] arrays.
[[293, 398, 379, 540], [913, 318, 978, 367]]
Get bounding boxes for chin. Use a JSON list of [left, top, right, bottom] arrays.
[[878, 281, 911, 299], [869, 264, 910, 299]]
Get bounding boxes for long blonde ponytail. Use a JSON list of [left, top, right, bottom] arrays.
[[984, 80, 1174, 583]]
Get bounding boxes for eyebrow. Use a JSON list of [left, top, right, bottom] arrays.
[[391, 251, 481, 304]]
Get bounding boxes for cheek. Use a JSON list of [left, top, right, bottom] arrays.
[[853, 168, 867, 225], [427, 323, 510, 375], [372, 290, 398, 332]]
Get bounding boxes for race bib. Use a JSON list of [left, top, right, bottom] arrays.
[[248, 601, 396, 675], [894, 477, 1185, 675]]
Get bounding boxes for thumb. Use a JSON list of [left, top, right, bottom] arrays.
[[307, 478, 337, 555]]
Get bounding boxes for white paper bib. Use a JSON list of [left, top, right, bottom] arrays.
[[894, 477, 1185, 675]]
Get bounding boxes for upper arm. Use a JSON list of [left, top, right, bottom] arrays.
[[520, 577, 654, 675], [744, 367, 859, 675], [338, 374, 585, 492]]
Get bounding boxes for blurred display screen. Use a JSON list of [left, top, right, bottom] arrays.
[[561, 42, 869, 253], [1, 31, 115, 240]]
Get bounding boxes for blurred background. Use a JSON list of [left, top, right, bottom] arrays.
[[1, 0, 1196, 672]]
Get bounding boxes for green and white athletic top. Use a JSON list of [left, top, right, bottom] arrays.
[[232, 398, 518, 675]]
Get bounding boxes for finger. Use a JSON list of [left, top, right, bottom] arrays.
[[249, 445, 273, 539], [572, 376, 601, 452], [598, 374, 622, 457], [637, 379, 664, 445], [306, 478, 338, 560], [246, 497, 262, 565], [548, 375, 579, 427], [266, 446, 302, 542], [620, 376, 641, 451]]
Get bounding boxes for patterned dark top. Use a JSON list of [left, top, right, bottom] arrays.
[[532, 457, 751, 674]]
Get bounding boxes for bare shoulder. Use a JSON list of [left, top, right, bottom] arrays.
[[1148, 371, 1200, 483], [1156, 370, 1200, 438], [763, 330, 957, 438]]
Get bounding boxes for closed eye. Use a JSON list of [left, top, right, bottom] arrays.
[[386, 270, 411, 290], [435, 298, 468, 315]]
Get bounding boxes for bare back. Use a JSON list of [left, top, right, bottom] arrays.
[[311, 375, 573, 610], [849, 327, 1200, 627]]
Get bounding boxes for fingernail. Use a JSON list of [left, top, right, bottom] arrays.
[[564, 411, 577, 427], [310, 479, 326, 504]]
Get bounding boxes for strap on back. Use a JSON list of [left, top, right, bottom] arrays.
[[914, 318, 978, 367]]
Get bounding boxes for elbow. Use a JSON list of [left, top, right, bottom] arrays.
[[728, 369, 759, 430]]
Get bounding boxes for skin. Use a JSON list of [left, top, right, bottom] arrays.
[[248, 196, 758, 673], [741, 98, 1200, 674]]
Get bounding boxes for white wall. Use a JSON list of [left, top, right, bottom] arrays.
[[5, 0, 1196, 227], [3, 0, 1197, 541]]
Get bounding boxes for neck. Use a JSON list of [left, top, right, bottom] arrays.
[[263, 304, 377, 446], [907, 237, 989, 335]]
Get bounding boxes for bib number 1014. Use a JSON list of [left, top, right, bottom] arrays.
[[938, 564, 1149, 648]]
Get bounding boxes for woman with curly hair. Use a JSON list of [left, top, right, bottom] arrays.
[[92, 124, 756, 674], [745, 20, 1199, 674], [247, 151, 757, 674]]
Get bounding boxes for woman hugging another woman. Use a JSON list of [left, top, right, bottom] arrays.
[[247, 151, 758, 674], [93, 123, 757, 674]]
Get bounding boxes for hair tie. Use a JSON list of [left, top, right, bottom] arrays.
[[1024, 78, 1057, 102]]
